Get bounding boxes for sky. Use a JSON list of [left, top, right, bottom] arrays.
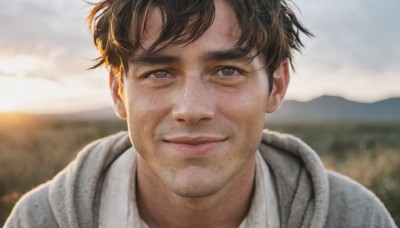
[[0, 0, 399, 114]]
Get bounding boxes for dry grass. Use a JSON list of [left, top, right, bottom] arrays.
[[267, 121, 400, 225], [0, 114, 127, 224], [1, 115, 399, 225], [323, 149, 400, 221]]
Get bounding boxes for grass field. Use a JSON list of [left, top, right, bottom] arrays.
[[1, 114, 399, 225]]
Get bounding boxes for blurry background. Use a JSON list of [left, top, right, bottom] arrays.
[[0, 0, 399, 225]]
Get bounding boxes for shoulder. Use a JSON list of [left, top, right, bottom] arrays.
[[325, 171, 397, 228], [4, 182, 58, 228], [5, 132, 132, 228]]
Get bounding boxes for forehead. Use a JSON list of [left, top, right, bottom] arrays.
[[138, 0, 242, 51]]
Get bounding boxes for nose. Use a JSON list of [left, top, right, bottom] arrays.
[[172, 75, 215, 124]]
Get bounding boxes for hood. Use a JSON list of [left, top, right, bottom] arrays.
[[47, 130, 329, 228], [48, 132, 132, 227], [260, 129, 329, 228]]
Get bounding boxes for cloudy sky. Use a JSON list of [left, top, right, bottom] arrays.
[[0, 0, 399, 114]]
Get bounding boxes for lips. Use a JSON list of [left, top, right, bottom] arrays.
[[164, 135, 226, 157]]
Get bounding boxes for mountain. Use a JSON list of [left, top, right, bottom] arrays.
[[56, 107, 119, 120], [50, 95, 400, 122], [267, 96, 400, 122]]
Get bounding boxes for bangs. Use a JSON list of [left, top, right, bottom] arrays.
[[89, 0, 311, 76], [133, 0, 216, 54]]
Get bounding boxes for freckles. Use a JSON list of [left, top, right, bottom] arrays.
[[148, 97, 158, 108], [132, 92, 166, 114], [213, 165, 223, 177]]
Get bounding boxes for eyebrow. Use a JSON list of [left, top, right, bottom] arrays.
[[130, 53, 181, 66], [130, 47, 254, 66], [202, 47, 254, 63]]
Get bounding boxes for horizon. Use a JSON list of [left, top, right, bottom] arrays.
[[1, 0, 400, 113], [1, 94, 398, 115]]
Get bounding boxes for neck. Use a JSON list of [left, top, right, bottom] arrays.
[[135, 154, 256, 228]]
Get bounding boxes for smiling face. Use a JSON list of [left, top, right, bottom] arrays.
[[111, 0, 289, 198]]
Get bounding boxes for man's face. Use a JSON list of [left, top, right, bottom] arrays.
[[112, 0, 287, 198]]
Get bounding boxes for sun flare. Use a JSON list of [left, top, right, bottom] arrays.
[[0, 100, 23, 112], [0, 77, 40, 113], [0, 85, 29, 113], [0, 56, 41, 77]]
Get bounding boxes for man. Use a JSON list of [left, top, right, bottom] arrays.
[[5, 0, 397, 227]]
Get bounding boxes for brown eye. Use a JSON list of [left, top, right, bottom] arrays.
[[218, 67, 239, 76]]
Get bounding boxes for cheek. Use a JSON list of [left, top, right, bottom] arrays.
[[125, 85, 171, 122], [124, 89, 171, 149], [216, 87, 267, 148], [217, 87, 267, 123]]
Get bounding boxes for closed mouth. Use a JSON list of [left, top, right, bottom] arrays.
[[163, 135, 227, 157], [163, 135, 227, 145]]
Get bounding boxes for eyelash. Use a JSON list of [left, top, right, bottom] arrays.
[[215, 66, 243, 77], [143, 66, 244, 80], [145, 70, 173, 79]]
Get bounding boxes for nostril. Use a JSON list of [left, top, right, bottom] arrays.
[[172, 109, 214, 124], [172, 102, 214, 124]]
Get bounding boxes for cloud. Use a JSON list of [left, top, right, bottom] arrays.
[[2, 0, 399, 79], [0, 0, 399, 113], [280, 0, 400, 102], [295, 0, 400, 74], [0, 0, 98, 79], [0, 74, 110, 113]]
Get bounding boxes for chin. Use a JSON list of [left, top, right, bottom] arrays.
[[171, 183, 221, 199], [164, 166, 228, 198]]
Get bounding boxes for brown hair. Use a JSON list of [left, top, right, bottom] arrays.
[[88, 0, 312, 91]]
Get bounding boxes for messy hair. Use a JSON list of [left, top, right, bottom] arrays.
[[88, 0, 312, 91]]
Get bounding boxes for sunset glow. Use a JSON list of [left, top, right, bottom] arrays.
[[0, 0, 399, 114], [0, 97, 23, 112], [0, 75, 111, 114], [0, 56, 41, 77], [0, 77, 42, 112]]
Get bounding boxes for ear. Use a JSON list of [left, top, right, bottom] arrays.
[[266, 60, 290, 113], [109, 71, 127, 119]]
